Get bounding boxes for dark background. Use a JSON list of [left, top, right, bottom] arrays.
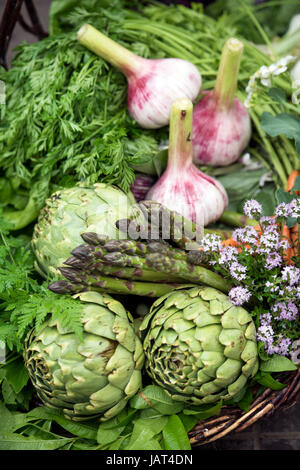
[[0, 0, 300, 451]]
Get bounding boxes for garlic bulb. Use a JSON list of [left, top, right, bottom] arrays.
[[77, 24, 202, 129], [146, 98, 228, 226], [130, 174, 156, 202], [193, 38, 251, 166]]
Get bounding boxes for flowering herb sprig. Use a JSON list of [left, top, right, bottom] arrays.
[[244, 55, 297, 108], [199, 198, 300, 359]]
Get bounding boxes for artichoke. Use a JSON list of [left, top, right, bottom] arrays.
[[140, 286, 259, 405], [31, 183, 141, 278], [24, 291, 144, 421]]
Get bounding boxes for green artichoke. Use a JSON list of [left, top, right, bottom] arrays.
[[140, 286, 259, 405], [31, 183, 140, 278], [24, 291, 144, 421]]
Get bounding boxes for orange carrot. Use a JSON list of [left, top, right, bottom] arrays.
[[286, 170, 300, 195], [281, 224, 294, 265], [291, 223, 299, 257]]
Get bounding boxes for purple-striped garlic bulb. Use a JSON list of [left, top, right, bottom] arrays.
[[193, 38, 251, 166], [146, 98, 228, 226], [77, 24, 202, 129]]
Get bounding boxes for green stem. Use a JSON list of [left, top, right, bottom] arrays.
[[214, 38, 244, 108], [167, 98, 193, 171], [3, 197, 41, 231], [49, 277, 183, 298], [77, 24, 141, 76], [219, 210, 258, 228], [250, 111, 288, 187], [272, 28, 300, 57]]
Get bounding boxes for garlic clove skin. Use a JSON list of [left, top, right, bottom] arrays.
[[146, 165, 228, 226], [192, 90, 252, 166], [127, 58, 202, 129], [77, 24, 202, 129], [130, 173, 156, 202], [145, 97, 228, 227]]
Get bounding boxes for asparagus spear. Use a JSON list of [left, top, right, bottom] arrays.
[[55, 235, 232, 293], [49, 273, 185, 297], [62, 259, 184, 283]]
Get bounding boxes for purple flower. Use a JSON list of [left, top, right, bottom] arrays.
[[232, 226, 259, 245], [282, 266, 300, 286], [200, 234, 222, 253], [257, 323, 274, 343], [289, 198, 300, 219], [260, 216, 276, 228], [259, 228, 280, 253], [229, 261, 247, 281], [229, 286, 251, 306], [260, 312, 272, 324], [243, 199, 263, 219], [272, 301, 298, 321], [276, 336, 292, 356], [265, 251, 282, 270], [275, 202, 291, 218], [218, 246, 239, 265]]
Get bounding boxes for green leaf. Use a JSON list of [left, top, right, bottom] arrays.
[[253, 371, 286, 390], [235, 388, 253, 412], [276, 188, 294, 205], [3, 358, 29, 394], [0, 433, 73, 450], [97, 426, 125, 447], [260, 354, 298, 372], [268, 88, 286, 103], [182, 400, 223, 420], [0, 402, 29, 433], [177, 414, 199, 433], [125, 417, 167, 450], [253, 187, 276, 217], [261, 112, 300, 139], [130, 385, 184, 415], [162, 415, 191, 450], [292, 175, 300, 191], [28, 407, 98, 440]]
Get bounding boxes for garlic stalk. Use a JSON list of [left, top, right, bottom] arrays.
[[77, 24, 202, 129], [146, 98, 228, 226], [193, 38, 251, 167]]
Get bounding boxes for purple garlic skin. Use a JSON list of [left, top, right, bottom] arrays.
[[192, 90, 252, 166], [130, 174, 156, 202], [146, 97, 229, 227], [146, 164, 228, 227], [127, 58, 202, 129]]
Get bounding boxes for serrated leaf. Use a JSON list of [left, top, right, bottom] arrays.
[[261, 112, 300, 139]]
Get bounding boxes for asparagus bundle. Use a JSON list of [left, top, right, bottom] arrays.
[[49, 202, 232, 297]]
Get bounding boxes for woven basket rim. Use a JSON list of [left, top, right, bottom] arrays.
[[1, 0, 299, 448], [189, 366, 300, 446]]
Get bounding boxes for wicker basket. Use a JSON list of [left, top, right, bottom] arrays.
[[1, 0, 299, 448]]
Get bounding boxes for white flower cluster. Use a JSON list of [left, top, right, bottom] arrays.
[[244, 55, 297, 108]]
